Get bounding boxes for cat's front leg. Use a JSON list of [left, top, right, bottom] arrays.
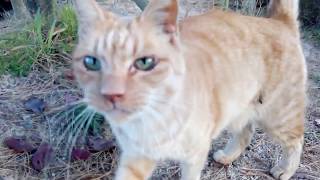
[[181, 152, 209, 180], [115, 155, 156, 180]]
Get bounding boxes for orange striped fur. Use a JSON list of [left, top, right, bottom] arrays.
[[73, 0, 306, 179]]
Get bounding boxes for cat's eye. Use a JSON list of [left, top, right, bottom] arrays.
[[83, 56, 101, 71], [133, 56, 157, 71]]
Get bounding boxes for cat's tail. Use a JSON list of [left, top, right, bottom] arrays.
[[268, 0, 299, 25]]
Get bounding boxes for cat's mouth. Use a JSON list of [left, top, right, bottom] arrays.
[[102, 105, 134, 122], [85, 95, 133, 118], [97, 101, 132, 115], [105, 105, 132, 114]]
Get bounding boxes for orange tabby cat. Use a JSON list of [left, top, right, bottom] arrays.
[[72, 0, 306, 179]]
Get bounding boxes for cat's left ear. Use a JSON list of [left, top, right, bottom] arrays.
[[141, 0, 178, 36]]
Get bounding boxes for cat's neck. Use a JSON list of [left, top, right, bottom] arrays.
[[110, 85, 191, 149]]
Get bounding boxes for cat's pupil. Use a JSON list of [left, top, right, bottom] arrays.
[[140, 58, 150, 66], [134, 57, 156, 71], [83, 56, 101, 71]]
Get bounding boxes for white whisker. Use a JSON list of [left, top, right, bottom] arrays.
[[66, 111, 95, 179], [55, 107, 91, 147]]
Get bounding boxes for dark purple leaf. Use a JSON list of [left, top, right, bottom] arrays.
[[31, 143, 54, 171], [3, 136, 35, 153], [24, 97, 46, 113], [72, 148, 91, 160], [87, 136, 116, 152]]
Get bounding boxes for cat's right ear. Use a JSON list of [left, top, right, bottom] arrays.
[[74, 0, 112, 37], [141, 0, 178, 35]]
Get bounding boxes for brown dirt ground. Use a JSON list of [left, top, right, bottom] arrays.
[[0, 0, 319, 179]]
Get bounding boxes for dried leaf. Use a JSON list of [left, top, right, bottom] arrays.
[[31, 143, 54, 171], [3, 136, 35, 153], [24, 97, 46, 113], [72, 148, 91, 160], [87, 136, 116, 152]]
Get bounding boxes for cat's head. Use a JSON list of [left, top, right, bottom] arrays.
[[73, 0, 185, 124]]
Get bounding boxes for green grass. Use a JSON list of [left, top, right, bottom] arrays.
[[0, 5, 78, 76], [0, 32, 35, 76], [57, 5, 78, 53]]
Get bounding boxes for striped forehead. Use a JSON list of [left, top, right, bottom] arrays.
[[94, 22, 141, 60]]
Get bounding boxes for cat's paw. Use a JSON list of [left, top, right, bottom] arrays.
[[270, 165, 294, 180], [213, 150, 233, 165]]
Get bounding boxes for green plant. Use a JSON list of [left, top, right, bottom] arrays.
[[0, 12, 55, 76], [0, 32, 35, 76], [0, 6, 78, 76], [57, 5, 78, 52], [0, 11, 54, 76]]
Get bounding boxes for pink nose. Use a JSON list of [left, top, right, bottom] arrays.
[[103, 94, 124, 104]]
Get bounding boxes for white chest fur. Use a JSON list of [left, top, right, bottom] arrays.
[[110, 101, 215, 161], [112, 112, 187, 160]]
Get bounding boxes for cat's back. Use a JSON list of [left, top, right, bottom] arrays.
[[179, 8, 305, 87], [179, 9, 300, 49]]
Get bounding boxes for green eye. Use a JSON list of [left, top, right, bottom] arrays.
[[83, 56, 101, 71], [133, 56, 157, 71]]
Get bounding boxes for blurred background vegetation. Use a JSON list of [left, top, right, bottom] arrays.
[[0, 0, 319, 76], [300, 0, 320, 44]]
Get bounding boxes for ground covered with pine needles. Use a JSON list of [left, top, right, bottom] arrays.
[[0, 1, 319, 179]]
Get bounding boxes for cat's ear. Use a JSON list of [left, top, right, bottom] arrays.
[[74, 0, 112, 37], [141, 0, 178, 35], [74, 0, 106, 23]]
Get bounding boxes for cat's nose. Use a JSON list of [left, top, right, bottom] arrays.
[[103, 94, 124, 104]]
